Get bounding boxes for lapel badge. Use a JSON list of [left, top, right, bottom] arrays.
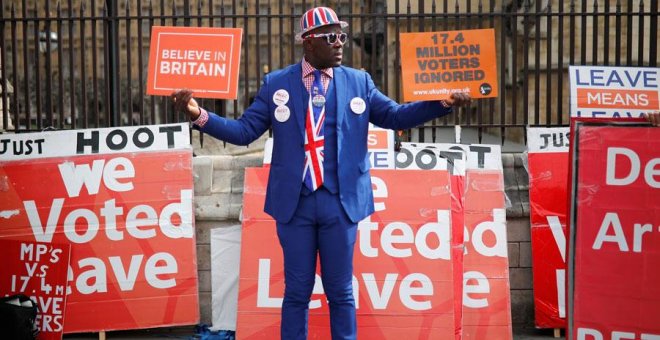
[[350, 97, 366, 114], [274, 105, 291, 122], [312, 95, 326, 108], [273, 89, 290, 106]]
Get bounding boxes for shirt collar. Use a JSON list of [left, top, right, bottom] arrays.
[[302, 58, 334, 79]]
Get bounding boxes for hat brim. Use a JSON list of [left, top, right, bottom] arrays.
[[295, 21, 349, 43]]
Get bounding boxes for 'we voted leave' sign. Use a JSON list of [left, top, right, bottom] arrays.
[[0, 124, 199, 333]]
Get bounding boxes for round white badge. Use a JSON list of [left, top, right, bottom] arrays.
[[273, 89, 290, 106], [350, 97, 366, 114], [312, 95, 326, 108], [274, 105, 290, 122]]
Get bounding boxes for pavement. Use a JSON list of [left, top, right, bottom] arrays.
[[63, 325, 566, 339]]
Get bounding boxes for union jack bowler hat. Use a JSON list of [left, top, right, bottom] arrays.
[[295, 7, 348, 42]]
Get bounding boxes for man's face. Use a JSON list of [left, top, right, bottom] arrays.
[[303, 24, 345, 69]]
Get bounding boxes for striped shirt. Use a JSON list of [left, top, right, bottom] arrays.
[[302, 58, 332, 94]]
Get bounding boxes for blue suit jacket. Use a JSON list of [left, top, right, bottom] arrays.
[[198, 63, 452, 223]]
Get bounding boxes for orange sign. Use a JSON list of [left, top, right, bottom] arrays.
[[147, 26, 242, 99], [399, 29, 498, 102]]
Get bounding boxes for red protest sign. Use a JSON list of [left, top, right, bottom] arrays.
[[568, 122, 660, 339], [0, 125, 199, 333], [399, 29, 498, 102], [147, 26, 242, 99], [461, 160, 512, 340], [0, 239, 71, 340], [395, 142, 512, 339], [395, 142, 467, 339], [527, 127, 570, 329], [237, 168, 456, 339]]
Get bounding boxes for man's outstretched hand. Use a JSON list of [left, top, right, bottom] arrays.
[[644, 111, 659, 126], [445, 92, 472, 107], [171, 89, 201, 120]]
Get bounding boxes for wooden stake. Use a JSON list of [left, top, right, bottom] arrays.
[[553, 328, 561, 338], [99, 330, 106, 340]]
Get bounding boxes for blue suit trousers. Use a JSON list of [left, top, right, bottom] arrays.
[[276, 187, 358, 340]]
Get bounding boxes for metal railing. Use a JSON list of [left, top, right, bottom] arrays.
[[0, 0, 658, 145]]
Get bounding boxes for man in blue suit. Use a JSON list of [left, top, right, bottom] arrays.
[[172, 6, 471, 339]]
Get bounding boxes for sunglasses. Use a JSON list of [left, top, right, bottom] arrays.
[[304, 32, 348, 45]]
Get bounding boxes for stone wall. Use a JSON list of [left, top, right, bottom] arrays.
[[191, 151, 535, 328]]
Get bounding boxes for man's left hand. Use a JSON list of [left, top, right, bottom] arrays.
[[445, 92, 472, 107]]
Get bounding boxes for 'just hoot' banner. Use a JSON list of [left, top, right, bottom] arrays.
[[0, 124, 199, 333]]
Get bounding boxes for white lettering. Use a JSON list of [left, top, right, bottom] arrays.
[[463, 271, 489, 308], [633, 223, 653, 252], [382, 222, 414, 258], [415, 210, 451, 260], [613, 331, 636, 340], [144, 252, 177, 289], [58, 160, 105, 197], [69, 253, 179, 294], [556, 269, 566, 318], [548, 215, 566, 261], [358, 216, 379, 257], [126, 204, 158, 239], [257, 259, 283, 307], [362, 273, 397, 309], [399, 273, 433, 310], [371, 176, 388, 212], [63, 208, 99, 244], [103, 157, 135, 192], [108, 255, 143, 291], [100, 199, 124, 241], [76, 257, 108, 294], [309, 274, 324, 309], [578, 328, 603, 340], [159, 189, 194, 238], [606, 147, 660, 188], [469, 209, 507, 257], [25, 198, 63, 243], [593, 212, 628, 251], [358, 211, 450, 259]]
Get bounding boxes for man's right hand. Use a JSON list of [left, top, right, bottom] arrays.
[[644, 111, 659, 126], [171, 89, 201, 120]]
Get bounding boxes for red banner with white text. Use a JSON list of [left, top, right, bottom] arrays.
[[460, 151, 511, 340], [0, 124, 199, 333], [395, 142, 467, 339], [569, 122, 660, 339], [237, 168, 456, 339], [527, 127, 569, 329]]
